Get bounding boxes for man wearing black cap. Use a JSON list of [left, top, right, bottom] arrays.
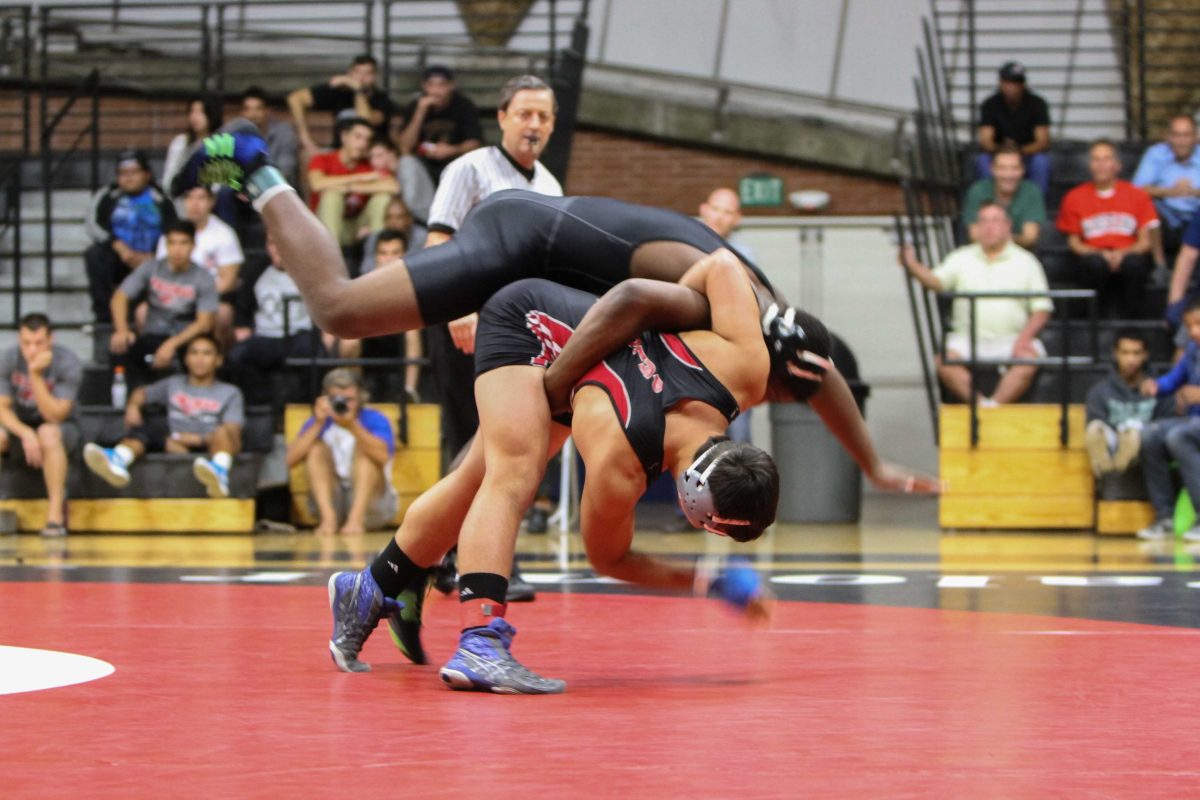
[[83, 149, 177, 325], [396, 65, 483, 184], [977, 61, 1052, 194]]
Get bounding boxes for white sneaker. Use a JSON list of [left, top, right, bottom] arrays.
[[84, 443, 130, 488], [1182, 526, 1200, 543], [1136, 518, 1174, 540]]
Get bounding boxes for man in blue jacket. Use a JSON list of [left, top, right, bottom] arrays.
[[1137, 302, 1200, 540]]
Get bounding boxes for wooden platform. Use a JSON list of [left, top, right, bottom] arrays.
[[0, 498, 255, 533], [1095, 500, 1156, 535], [284, 403, 441, 527], [939, 405, 1095, 530]]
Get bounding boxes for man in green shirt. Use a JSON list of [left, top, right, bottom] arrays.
[[962, 144, 1047, 249]]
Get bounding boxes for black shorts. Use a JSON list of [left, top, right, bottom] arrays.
[[405, 191, 739, 326], [474, 279, 596, 378], [4, 418, 81, 462], [125, 414, 206, 454]]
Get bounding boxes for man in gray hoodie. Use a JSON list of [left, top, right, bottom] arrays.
[[1085, 328, 1173, 480]]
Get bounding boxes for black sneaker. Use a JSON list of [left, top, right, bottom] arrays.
[[386, 574, 428, 665], [507, 561, 536, 603], [526, 506, 549, 534]]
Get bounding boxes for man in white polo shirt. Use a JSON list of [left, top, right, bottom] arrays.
[[899, 202, 1053, 405], [418, 73, 561, 603]]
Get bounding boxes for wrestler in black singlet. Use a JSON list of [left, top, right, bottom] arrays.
[[406, 190, 775, 326], [475, 279, 741, 486]]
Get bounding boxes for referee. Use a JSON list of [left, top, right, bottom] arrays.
[[424, 74, 561, 602]]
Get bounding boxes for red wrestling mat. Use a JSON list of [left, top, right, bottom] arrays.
[[2, 581, 1199, 798]]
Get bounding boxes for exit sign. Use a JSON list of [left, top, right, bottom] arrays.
[[739, 174, 784, 207]]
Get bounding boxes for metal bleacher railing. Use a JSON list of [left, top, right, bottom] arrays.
[[0, 0, 590, 330]]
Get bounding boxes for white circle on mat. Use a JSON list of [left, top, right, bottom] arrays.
[[0, 645, 115, 696]]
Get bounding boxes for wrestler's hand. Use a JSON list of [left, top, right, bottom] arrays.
[[543, 365, 573, 416], [866, 460, 942, 494], [448, 313, 478, 354]]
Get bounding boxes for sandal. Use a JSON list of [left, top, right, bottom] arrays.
[[40, 522, 67, 538]]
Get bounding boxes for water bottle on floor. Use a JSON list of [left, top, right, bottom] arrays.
[[111, 366, 127, 409]]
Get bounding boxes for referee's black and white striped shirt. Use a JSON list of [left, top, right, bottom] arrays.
[[427, 145, 563, 235]]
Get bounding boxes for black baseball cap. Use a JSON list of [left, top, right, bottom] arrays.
[[999, 61, 1026, 83], [115, 148, 150, 171], [422, 65, 455, 82]]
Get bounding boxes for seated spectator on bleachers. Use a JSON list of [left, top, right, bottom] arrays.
[[287, 54, 395, 164], [962, 143, 1045, 250], [396, 65, 483, 185], [157, 186, 243, 347], [84, 150, 177, 325], [357, 230, 422, 401], [976, 62, 1051, 194], [240, 86, 300, 187], [161, 96, 222, 199], [308, 117, 398, 247], [285, 368, 397, 536], [1165, 211, 1200, 330], [1085, 329, 1173, 479], [0, 313, 81, 537], [1057, 139, 1159, 318], [360, 195, 426, 272], [84, 333, 243, 499], [228, 232, 330, 406], [899, 202, 1053, 405], [1133, 114, 1200, 271], [1135, 302, 1200, 541], [110, 220, 217, 389]]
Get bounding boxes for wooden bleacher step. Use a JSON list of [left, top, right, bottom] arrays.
[[939, 404, 1095, 530]]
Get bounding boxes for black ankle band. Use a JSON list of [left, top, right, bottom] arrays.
[[459, 572, 509, 605]]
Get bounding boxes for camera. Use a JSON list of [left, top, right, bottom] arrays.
[[330, 395, 350, 415]]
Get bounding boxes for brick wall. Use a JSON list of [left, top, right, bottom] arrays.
[[565, 127, 903, 217]]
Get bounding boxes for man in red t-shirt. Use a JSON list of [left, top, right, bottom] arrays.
[[307, 116, 398, 247], [1057, 138, 1159, 317]]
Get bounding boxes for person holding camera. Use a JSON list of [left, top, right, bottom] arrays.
[[286, 368, 397, 536]]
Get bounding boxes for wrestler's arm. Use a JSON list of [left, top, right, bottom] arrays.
[[806, 360, 942, 494], [573, 404, 696, 592], [544, 250, 755, 414]]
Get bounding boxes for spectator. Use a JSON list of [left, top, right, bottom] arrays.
[[161, 96, 222, 197], [962, 143, 1046, 250], [1165, 207, 1200, 329], [361, 193, 426, 271], [1134, 114, 1200, 276], [1085, 328, 1172, 479], [308, 117, 398, 246], [84, 150, 177, 324], [286, 368, 397, 537], [0, 313, 81, 537], [241, 85, 300, 187], [396, 65, 483, 184], [365, 144, 431, 253], [976, 61, 1051, 194], [1136, 302, 1200, 541], [1057, 139, 1159, 318], [287, 54, 395, 163], [84, 333, 243, 499], [357, 229, 423, 403], [228, 232, 328, 406], [899, 202, 1053, 405], [110, 220, 218, 389], [157, 186, 243, 347]]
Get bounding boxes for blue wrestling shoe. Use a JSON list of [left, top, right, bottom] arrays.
[[171, 118, 271, 196], [192, 457, 229, 499], [439, 618, 566, 695], [327, 569, 400, 673], [386, 576, 428, 665]]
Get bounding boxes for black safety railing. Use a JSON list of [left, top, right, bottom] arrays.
[[279, 295, 429, 446], [0, 4, 32, 328], [940, 288, 1099, 448]]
